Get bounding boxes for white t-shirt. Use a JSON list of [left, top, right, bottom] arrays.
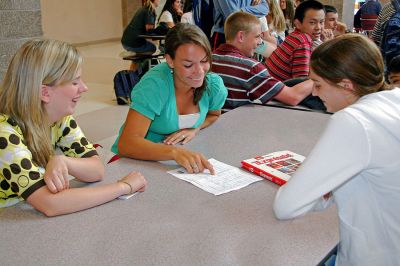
[[274, 88, 400, 266], [159, 10, 173, 23], [181, 11, 194, 25]]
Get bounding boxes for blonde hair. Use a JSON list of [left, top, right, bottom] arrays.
[[0, 39, 82, 167], [311, 34, 390, 97], [144, 0, 157, 14], [269, 0, 286, 33], [224, 12, 261, 41]]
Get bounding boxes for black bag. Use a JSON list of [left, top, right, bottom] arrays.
[[147, 22, 170, 36], [113, 69, 143, 105]]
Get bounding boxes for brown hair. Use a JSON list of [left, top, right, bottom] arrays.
[[311, 34, 390, 97], [282, 0, 295, 28], [224, 12, 261, 41], [165, 23, 211, 104]]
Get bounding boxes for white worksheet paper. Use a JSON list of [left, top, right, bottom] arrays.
[[167, 158, 263, 195]]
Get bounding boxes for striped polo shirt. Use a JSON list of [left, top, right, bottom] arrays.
[[266, 29, 313, 81], [212, 44, 284, 112]]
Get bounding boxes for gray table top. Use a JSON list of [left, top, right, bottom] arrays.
[[0, 105, 338, 266]]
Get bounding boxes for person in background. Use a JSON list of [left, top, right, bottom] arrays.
[[159, 0, 184, 28], [387, 55, 400, 85], [211, 0, 269, 50], [266, 0, 325, 81], [212, 12, 313, 111], [0, 39, 147, 217], [280, 0, 295, 35], [354, 0, 382, 29], [324, 5, 348, 37], [324, 5, 338, 33], [274, 34, 400, 265], [112, 24, 227, 174], [121, 0, 159, 55], [294, 0, 304, 7], [181, 0, 194, 24], [255, 16, 278, 59], [267, 0, 287, 44], [372, 0, 399, 46], [193, 0, 214, 41]]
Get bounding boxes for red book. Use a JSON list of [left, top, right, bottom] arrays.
[[241, 150, 305, 186]]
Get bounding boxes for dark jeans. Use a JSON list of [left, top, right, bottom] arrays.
[[123, 41, 156, 54]]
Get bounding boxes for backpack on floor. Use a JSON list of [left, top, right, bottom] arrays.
[[113, 68, 143, 105], [381, 0, 400, 64]]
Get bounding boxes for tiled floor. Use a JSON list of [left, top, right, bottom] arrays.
[[75, 41, 131, 154]]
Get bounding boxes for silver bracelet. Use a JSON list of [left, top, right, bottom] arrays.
[[118, 180, 133, 194]]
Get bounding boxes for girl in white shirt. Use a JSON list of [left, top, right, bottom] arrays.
[[274, 34, 400, 265], [158, 0, 183, 28], [267, 0, 286, 44], [181, 0, 194, 25]]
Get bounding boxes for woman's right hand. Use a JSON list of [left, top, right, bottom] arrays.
[[172, 147, 215, 175], [119, 171, 147, 194]]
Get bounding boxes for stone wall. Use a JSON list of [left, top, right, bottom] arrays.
[[121, 0, 165, 28], [122, 0, 143, 28], [0, 0, 42, 83]]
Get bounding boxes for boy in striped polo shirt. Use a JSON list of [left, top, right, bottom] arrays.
[[266, 0, 325, 81], [212, 12, 313, 112]]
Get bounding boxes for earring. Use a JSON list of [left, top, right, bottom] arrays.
[[170, 68, 174, 74]]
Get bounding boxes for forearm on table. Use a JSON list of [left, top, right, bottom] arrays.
[[118, 135, 179, 161], [274, 83, 310, 106], [291, 80, 314, 103], [198, 112, 221, 130], [64, 156, 105, 182], [27, 182, 128, 217]]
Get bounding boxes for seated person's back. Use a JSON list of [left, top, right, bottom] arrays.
[[121, 0, 158, 54], [354, 0, 381, 29]]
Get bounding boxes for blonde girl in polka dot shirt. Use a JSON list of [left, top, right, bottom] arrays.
[[0, 39, 147, 216]]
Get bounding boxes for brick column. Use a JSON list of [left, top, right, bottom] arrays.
[[0, 0, 42, 82]]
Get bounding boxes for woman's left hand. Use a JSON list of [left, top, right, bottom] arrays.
[[44, 155, 70, 193], [163, 128, 200, 145]]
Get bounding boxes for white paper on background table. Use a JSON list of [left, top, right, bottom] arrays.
[[167, 158, 263, 195]]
